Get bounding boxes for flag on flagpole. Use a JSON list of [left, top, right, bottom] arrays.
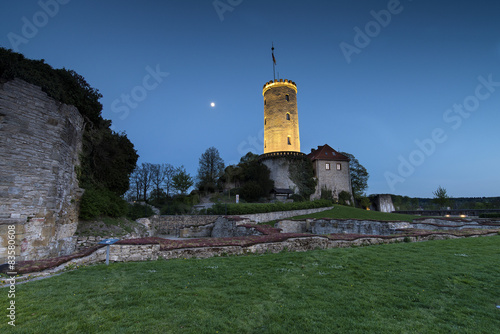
[[272, 52, 276, 65]]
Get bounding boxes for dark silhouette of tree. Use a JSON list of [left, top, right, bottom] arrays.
[[150, 164, 167, 202], [172, 166, 194, 195], [137, 163, 153, 202], [340, 152, 369, 199], [433, 186, 451, 209], [163, 163, 175, 196], [221, 152, 274, 202], [197, 147, 225, 193]]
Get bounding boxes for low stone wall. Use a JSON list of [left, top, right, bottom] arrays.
[[179, 217, 265, 238], [277, 219, 411, 235], [276, 218, 499, 235], [152, 206, 332, 237], [75, 233, 144, 252], [179, 224, 214, 238], [151, 215, 220, 236], [275, 219, 310, 233], [109, 244, 160, 262], [239, 206, 333, 223], [15, 232, 498, 279], [310, 219, 411, 236]]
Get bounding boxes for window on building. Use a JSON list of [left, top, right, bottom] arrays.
[[286, 94, 289, 101], [264, 117, 267, 125], [325, 163, 330, 170], [287, 136, 291, 145], [286, 113, 290, 120], [264, 99, 266, 105], [264, 140, 266, 148], [336, 163, 342, 171]]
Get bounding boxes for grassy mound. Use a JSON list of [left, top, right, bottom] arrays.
[[292, 205, 422, 222]]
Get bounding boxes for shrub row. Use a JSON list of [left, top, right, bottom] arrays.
[[80, 187, 154, 220], [207, 199, 333, 215]]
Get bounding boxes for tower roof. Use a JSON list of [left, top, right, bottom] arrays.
[[308, 144, 349, 162], [262, 79, 297, 96]]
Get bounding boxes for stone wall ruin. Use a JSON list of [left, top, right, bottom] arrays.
[[0, 78, 84, 263]]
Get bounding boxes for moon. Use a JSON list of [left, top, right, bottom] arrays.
[[210, 102, 215, 108]]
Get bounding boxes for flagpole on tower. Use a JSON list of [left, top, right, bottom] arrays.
[[271, 42, 276, 81]]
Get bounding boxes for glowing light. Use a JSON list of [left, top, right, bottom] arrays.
[[210, 102, 215, 107]]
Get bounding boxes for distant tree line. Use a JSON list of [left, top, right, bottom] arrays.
[[390, 189, 500, 211], [127, 163, 194, 201]]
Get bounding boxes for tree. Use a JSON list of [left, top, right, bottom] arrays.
[[163, 163, 175, 196], [137, 163, 153, 201], [150, 163, 166, 202], [340, 152, 369, 199], [338, 190, 353, 206], [172, 166, 194, 195], [433, 186, 451, 209], [219, 152, 274, 202], [360, 195, 371, 209], [82, 128, 138, 196], [128, 166, 142, 201], [238, 153, 274, 201], [197, 147, 225, 193]]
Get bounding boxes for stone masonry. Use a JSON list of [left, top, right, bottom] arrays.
[[0, 78, 84, 263]]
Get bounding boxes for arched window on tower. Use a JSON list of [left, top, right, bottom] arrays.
[[286, 113, 290, 121], [264, 99, 266, 106], [264, 117, 267, 125], [287, 136, 291, 145], [285, 94, 289, 102]]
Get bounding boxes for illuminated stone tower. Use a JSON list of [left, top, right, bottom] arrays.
[[263, 79, 300, 153], [260, 78, 306, 196]]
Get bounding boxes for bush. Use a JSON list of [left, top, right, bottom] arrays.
[[161, 201, 191, 215], [320, 186, 333, 201], [127, 203, 155, 220], [338, 191, 353, 206], [208, 199, 333, 215], [79, 187, 128, 220], [240, 181, 264, 202], [359, 196, 371, 209], [290, 194, 305, 202]]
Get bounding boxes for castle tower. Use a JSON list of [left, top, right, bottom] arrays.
[[263, 79, 300, 153], [260, 78, 305, 196]]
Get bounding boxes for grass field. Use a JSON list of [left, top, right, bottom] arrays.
[[1, 236, 499, 333], [292, 205, 423, 222]]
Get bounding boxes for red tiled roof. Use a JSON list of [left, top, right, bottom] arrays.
[[307, 144, 349, 161]]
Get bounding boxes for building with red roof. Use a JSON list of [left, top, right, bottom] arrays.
[[308, 144, 353, 200]]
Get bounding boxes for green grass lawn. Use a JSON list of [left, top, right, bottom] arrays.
[[2, 236, 500, 333], [293, 204, 422, 222]]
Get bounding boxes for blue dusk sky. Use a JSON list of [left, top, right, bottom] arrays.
[[1, 0, 499, 198]]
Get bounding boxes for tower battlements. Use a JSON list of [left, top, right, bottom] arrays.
[[262, 79, 297, 96]]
